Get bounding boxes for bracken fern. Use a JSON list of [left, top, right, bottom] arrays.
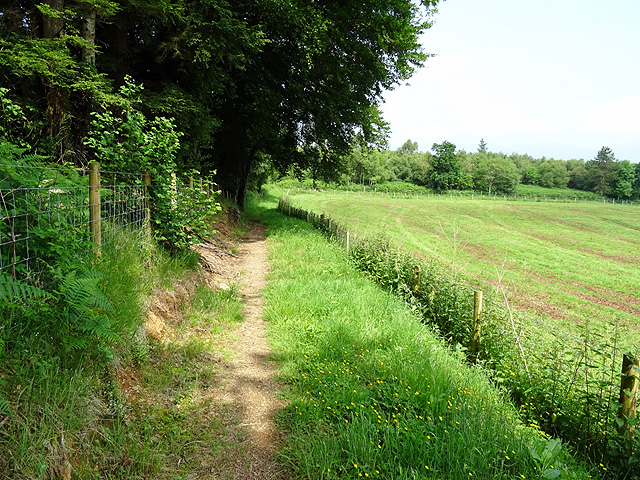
[[0, 273, 51, 303]]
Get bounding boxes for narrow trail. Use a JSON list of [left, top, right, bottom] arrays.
[[198, 222, 287, 479]]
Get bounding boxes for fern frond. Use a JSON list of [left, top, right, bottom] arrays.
[[0, 274, 52, 303], [64, 335, 88, 352], [61, 270, 113, 313]]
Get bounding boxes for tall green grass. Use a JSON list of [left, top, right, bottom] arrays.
[[0, 224, 205, 477], [246, 193, 597, 480]]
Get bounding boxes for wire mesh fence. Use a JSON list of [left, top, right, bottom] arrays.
[[100, 171, 148, 246], [0, 164, 148, 280]]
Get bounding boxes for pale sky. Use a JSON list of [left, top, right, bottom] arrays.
[[381, 0, 640, 161]]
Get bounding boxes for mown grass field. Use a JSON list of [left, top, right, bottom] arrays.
[[283, 188, 640, 342]]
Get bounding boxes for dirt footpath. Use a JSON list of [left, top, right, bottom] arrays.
[[196, 222, 287, 479]]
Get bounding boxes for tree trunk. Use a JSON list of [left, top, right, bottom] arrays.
[[42, 0, 64, 39], [101, 24, 128, 86], [80, 7, 97, 64], [41, 0, 68, 146], [236, 153, 256, 210]]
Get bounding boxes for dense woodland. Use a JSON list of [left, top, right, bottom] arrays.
[[0, 0, 439, 207]]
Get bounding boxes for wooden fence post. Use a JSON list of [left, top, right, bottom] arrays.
[[470, 290, 483, 364], [346, 231, 350, 253], [89, 162, 101, 255], [170, 173, 177, 209], [413, 265, 420, 292], [618, 353, 639, 439], [142, 171, 152, 243]]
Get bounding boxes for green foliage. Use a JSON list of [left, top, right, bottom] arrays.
[[2, 0, 636, 210], [151, 170, 222, 251], [0, 27, 116, 155], [528, 438, 564, 479], [478, 138, 487, 154], [262, 201, 594, 480], [0, 392, 10, 415], [398, 139, 419, 154], [56, 268, 118, 355], [633, 164, 640, 200], [0, 88, 30, 147], [0, 216, 216, 476], [0, 141, 92, 283], [85, 78, 222, 250], [589, 146, 617, 196], [522, 165, 541, 185], [368, 181, 431, 194], [515, 184, 603, 200], [85, 78, 177, 173], [538, 159, 570, 188], [429, 141, 461, 191], [473, 153, 520, 194], [288, 144, 638, 205], [0, 274, 52, 303], [210, 0, 439, 206], [342, 147, 394, 185], [612, 160, 636, 200]]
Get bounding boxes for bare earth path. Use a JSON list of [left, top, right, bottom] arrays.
[[197, 222, 287, 479]]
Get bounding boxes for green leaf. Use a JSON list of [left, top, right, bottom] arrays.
[[543, 468, 561, 479]]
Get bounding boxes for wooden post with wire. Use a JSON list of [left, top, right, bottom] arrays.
[[89, 162, 101, 255], [142, 171, 152, 243], [470, 290, 483, 364], [618, 353, 639, 439], [413, 265, 420, 293]]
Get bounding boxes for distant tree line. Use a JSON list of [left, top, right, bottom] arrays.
[[323, 139, 640, 200]]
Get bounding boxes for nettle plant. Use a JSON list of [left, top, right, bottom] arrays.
[[85, 78, 221, 250]]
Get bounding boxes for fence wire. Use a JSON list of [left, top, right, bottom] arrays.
[[0, 165, 148, 280]]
